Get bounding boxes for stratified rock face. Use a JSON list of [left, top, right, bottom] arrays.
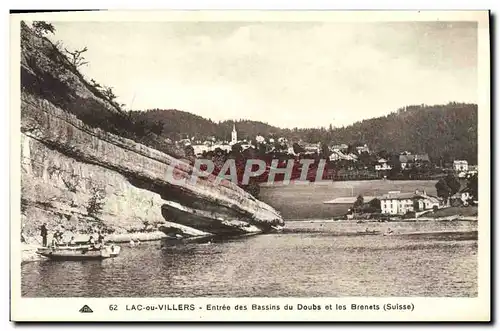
[[21, 130, 209, 240], [19, 22, 283, 240]]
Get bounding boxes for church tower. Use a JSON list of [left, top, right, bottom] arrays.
[[231, 123, 238, 144]]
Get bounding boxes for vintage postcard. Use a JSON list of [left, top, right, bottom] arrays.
[[10, 10, 490, 322]]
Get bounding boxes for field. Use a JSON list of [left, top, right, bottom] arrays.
[[259, 180, 438, 220], [428, 206, 478, 218]]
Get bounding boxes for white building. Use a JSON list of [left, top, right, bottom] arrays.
[[329, 150, 357, 162], [375, 158, 392, 171], [331, 143, 348, 152], [255, 135, 265, 144], [192, 144, 210, 156], [380, 190, 440, 215], [453, 160, 468, 172], [356, 144, 370, 154], [303, 143, 320, 153]]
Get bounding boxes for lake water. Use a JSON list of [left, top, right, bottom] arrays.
[[21, 220, 477, 297]]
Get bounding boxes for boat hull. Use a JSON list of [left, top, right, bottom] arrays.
[[36, 245, 120, 261]]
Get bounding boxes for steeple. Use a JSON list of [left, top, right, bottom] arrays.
[[231, 122, 237, 144]]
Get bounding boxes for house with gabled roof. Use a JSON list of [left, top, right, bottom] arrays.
[[380, 190, 440, 215], [399, 153, 431, 169]]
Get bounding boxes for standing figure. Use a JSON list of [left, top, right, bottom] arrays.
[[40, 223, 48, 247], [97, 231, 105, 244]]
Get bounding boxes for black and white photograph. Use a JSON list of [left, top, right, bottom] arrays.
[[10, 10, 490, 322]]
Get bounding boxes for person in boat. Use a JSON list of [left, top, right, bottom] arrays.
[[68, 236, 76, 246], [40, 223, 48, 247], [384, 228, 394, 235], [55, 229, 64, 243], [87, 235, 96, 248], [97, 231, 105, 245], [51, 234, 61, 247]]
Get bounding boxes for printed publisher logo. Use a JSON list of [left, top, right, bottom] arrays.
[[79, 305, 93, 313]]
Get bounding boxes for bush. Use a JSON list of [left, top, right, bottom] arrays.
[[86, 186, 105, 218], [32, 21, 55, 37]]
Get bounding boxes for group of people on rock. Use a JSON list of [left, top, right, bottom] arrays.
[[40, 223, 106, 248]]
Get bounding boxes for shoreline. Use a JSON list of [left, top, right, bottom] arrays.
[[287, 215, 478, 223], [21, 215, 477, 263]]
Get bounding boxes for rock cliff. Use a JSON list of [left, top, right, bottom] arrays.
[[19, 22, 283, 242]]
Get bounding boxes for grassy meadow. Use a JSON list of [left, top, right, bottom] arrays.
[[259, 180, 438, 220]]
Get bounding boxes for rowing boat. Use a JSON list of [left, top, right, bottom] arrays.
[[36, 244, 121, 261], [356, 230, 381, 235]]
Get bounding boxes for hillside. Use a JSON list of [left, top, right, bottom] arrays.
[[325, 103, 478, 164], [131, 103, 477, 163], [130, 109, 283, 142], [21, 21, 187, 160]]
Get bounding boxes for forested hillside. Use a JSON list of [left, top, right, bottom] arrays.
[[129, 109, 282, 142], [130, 102, 478, 163]]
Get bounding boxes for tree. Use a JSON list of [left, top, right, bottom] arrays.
[[466, 174, 478, 200], [150, 121, 164, 135], [87, 186, 105, 218], [377, 150, 390, 160], [353, 194, 364, 212], [346, 144, 357, 155], [435, 178, 452, 201], [273, 141, 286, 152], [64, 46, 89, 68], [184, 145, 195, 159], [231, 143, 243, 155], [445, 173, 461, 196], [435, 174, 460, 203], [101, 86, 117, 101], [358, 151, 373, 167], [369, 198, 381, 212], [320, 141, 330, 159], [32, 21, 55, 37], [292, 142, 305, 154], [388, 155, 402, 178]]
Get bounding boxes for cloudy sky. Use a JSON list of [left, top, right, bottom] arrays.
[[48, 21, 477, 128]]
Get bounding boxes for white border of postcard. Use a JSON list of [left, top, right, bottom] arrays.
[[10, 10, 490, 322]]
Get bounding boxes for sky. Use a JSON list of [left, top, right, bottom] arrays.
[[47, 21, 477, 129]]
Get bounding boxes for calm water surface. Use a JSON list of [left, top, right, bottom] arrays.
[[21, 221, 477, 297]]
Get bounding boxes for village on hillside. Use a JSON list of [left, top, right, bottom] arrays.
[[174, 123, 478, 220], [177, 123, 477, 174]]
